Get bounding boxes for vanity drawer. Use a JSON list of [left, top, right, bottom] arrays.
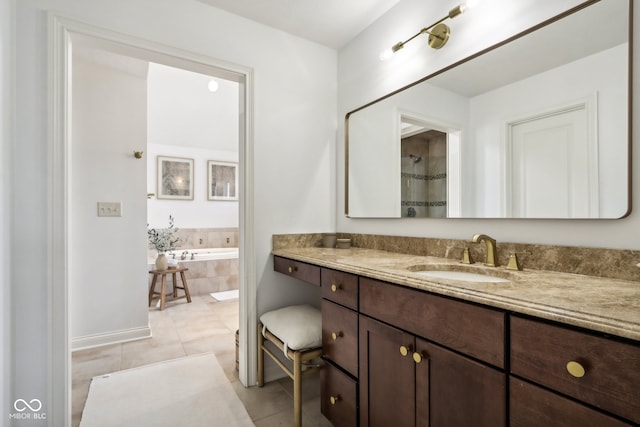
[[510, 377, 632, 427], [321, 268, 358, 309], [359, 277, 505, 368], [321, 360, 358, 427], [273, 256, 320, 286], [511, 316, 640, 424], [322, 299, 358, 377]]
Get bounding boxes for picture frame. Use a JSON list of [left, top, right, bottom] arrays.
[[157, 156, 194, 200], [207, 160, 238, 201]]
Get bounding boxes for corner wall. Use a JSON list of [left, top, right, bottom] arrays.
[[70, 58, 149, 346]]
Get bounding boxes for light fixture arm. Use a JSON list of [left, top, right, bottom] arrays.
[[381, 3, 470, 59]]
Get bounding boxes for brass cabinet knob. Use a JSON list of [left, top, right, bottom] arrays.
[[331, 331, 343, 340], [566, 361, 586, 378], [287, 266, 298, 273], [399, 345, 412, 357], [329, 395, 341, 405], [413, 352, 423, 364], [331, 283, 340, 292]]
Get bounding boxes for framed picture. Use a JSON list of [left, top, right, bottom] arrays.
[[208, 160, 238, 201], [157, 156, 194, 200]]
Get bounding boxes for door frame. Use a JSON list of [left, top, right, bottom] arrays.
[[49, 15, 257, 426]]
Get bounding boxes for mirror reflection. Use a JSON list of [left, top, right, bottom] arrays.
[[346, 0, 630, 219]]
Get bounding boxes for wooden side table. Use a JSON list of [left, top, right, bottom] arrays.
[[148, 266, 192, 310]]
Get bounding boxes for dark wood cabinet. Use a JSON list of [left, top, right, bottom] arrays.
[[359, 314, 506, 427], [510, 377, 632, 427], [320, 268, 360, 427], [274, 255, 639, 427], [511, 316, 640, 425], [273, 255, 320, 285], [321, 362, 358, 427], [359, 315, 416, 427]]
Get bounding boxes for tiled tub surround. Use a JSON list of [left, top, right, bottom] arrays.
[[272, 234, 640, 341], [175, 227, 239, 249], [148, 228, 239, 296]]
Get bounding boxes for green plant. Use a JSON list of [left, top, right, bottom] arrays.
[[147, 215, 182, 253]]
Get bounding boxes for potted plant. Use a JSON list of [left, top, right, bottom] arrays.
[[147, 215, 182, 270]]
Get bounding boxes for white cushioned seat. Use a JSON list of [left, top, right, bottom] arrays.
[[260, 304, 321, 352]]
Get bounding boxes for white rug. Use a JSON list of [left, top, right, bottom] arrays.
[[80, 353, 254, 427], [210, 289, 239, 301]]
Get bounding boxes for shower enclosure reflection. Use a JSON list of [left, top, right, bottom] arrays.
[[401, 128, 447, 218]]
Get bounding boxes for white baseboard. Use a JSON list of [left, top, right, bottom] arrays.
[[72, 325, 152, 351]]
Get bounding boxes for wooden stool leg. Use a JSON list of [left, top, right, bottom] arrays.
[[257, 322, 264, 387], [293, 350, 302, 427], [179, 271, 192, 303], [160, 274, 167, 311], [170, 272, 177, 298], [148, 274, 158, 306]]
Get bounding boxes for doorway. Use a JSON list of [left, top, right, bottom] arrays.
[[50, 16, 256, 426]]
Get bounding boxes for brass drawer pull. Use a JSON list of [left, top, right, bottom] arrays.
[[566, 360, 586, 378], [399, 345, 412, 357], [288, 266, 298, 273], [413, 352, 424, 364], [329, 395, 341, 405], [331, 331, 344, 340], [330, 283, 341, 292]]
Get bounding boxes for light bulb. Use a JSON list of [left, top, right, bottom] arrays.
[[207, 79, 219, 92], [379, 48, 394, 61]]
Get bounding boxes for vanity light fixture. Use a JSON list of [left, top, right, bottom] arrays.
[[379, 1, 477, 60]]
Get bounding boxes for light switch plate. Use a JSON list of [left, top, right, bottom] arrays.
[[97, 202, 122, 217]]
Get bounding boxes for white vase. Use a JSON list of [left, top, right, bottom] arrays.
[[155, 253, 168, 270]]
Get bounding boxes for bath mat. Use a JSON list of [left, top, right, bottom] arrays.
[[80, 353, 254, 427], [210, 289, 239, 301]]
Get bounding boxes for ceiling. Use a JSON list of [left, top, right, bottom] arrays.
[[195, 0, 402, 49]]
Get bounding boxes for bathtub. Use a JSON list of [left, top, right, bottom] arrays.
[[171, 247, 239, 261]]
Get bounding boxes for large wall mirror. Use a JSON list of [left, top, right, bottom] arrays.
[[346, 0, 631, 219]]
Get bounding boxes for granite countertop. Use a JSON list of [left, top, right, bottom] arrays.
[[272, 247, 640, 342]]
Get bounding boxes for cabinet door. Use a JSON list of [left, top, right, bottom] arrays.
[[415, 338, 506, 427], [360, 315, 416, 427]]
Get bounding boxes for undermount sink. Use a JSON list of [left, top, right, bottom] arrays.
[[413, 270, 510, 283]]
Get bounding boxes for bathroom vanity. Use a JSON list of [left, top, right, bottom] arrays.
[[272, 247, 640, 427]]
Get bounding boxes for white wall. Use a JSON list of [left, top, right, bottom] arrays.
[[147, 143, 239, 228], [147, 63, 239, 151], [70, 58, 149, 345], [13, 0, 336, 423], [337, 0, 640, 250], [146, 62, 240, 229], [1, 0, 12, 421]]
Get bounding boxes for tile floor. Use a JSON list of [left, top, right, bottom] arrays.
[[72, 294, 332, 427]]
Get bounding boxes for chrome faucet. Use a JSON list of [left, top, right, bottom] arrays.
[[181, 250, 189, 260], [470, 234, 497, 267]]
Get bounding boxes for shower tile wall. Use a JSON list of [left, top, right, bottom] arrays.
[[401, 130, 447, 218]]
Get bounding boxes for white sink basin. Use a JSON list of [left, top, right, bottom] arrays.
[[414, 270, 510, 283]]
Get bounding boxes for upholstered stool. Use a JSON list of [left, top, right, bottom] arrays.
[[258, 304, 323, 427]]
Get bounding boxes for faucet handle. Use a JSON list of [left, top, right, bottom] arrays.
[[506, 251, 531, 271], [459, 247, 474, 264]]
